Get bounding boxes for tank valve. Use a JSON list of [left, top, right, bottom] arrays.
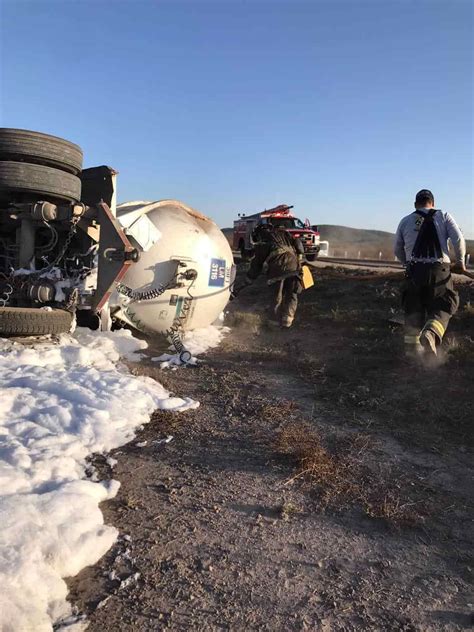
[[183, 269, 198, 280]]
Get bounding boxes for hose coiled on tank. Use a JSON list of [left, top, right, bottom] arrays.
[[165, 296, 194, 364], [116, 282, 169, 302], [116, 272, 196, 365]]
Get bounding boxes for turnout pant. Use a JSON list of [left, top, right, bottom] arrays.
[[269, 276, 301, 324], [402, 262, 459, 352]]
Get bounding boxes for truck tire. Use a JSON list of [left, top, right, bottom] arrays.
[[0, 161, 81, 202], [0, 306, 74, 336], [0, 128, 83, 175]]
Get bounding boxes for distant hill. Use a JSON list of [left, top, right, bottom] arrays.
[[222, 224, 473, 261], [317, 225, 395, 259], [222, 224, 397, 259], [318, 225, 474, 260]]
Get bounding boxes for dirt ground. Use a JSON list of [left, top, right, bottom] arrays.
[[67, 263, 474, 632]]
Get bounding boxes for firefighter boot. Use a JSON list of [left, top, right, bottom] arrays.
[[419, 329, 437, 356], [403, 331, 424, 359], [281, 315, 294, 328]]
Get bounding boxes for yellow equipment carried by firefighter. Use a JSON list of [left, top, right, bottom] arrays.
[[301, 264, 314, 290]]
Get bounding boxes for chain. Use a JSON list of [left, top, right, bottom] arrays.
[[0, 217, 82, 310], [49, 216, 81, 268], [65, 287, 79, 312], [35, 216, 82, 277]]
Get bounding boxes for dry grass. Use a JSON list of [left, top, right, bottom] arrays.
[[277, 501, 301, 521], [446, 336, 474, 362], [149, 409, 196, 434], [258, 399, 300, 423], [275, 422, 428, 527], [328, 306, 364, 322]]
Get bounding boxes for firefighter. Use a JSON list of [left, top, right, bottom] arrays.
[[394, 189, 466, 356], [238, 222, 304, 328]]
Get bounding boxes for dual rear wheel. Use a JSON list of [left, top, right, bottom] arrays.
[[0, 129, 84, 335], [0, 128, 83, 203]]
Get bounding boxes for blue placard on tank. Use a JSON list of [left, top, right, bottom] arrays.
[[208, 258, 226, 287]]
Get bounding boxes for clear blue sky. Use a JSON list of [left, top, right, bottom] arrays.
[[1, 0, 473, 236]]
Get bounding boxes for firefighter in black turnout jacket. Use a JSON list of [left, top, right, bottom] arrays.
[[239, 223, 304, 328], [394, 189, 466, 356]]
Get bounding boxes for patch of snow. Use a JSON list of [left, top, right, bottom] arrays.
[[12, 267, 36, 276], [153, 325, 229, 368], [154, 353, 198, 369], [95, 595, 112, 610], [54, 613, 88, 631], [53, 280, 71, 303], [108, 569, 118, 582], [69, 312, 77, 335], [153, 435, 174, 445], [118, 572, 140, 590], [184, 325, 229, 356], [0, 327, 198, 632], [212, 311, 225, 325]]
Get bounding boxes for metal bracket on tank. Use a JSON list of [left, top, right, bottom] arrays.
[[167, 257, 199, 285], [92, 202, 138, 311]]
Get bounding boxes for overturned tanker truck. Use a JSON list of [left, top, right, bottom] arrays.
[[0, 128, 234, 357]]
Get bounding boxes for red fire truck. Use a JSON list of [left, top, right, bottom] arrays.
[[233, 204, 320, 261]]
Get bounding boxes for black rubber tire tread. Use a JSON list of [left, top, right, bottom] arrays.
[[0, 306, 73, 335], [0, 128, 83, 175], [0, 161, 81, 202]]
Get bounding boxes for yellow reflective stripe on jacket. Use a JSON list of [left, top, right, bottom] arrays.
[[404, 334, 421, 345], [424, 319, 445, 339]]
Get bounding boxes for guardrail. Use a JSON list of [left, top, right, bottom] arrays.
[[233, 251, 473, 273], [326, 257, 395, 264], [318, 256, 473, 271], [319, 256, 403, 269]]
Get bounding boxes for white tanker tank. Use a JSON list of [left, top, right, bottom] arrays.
[[111, 200, 235, 340]]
